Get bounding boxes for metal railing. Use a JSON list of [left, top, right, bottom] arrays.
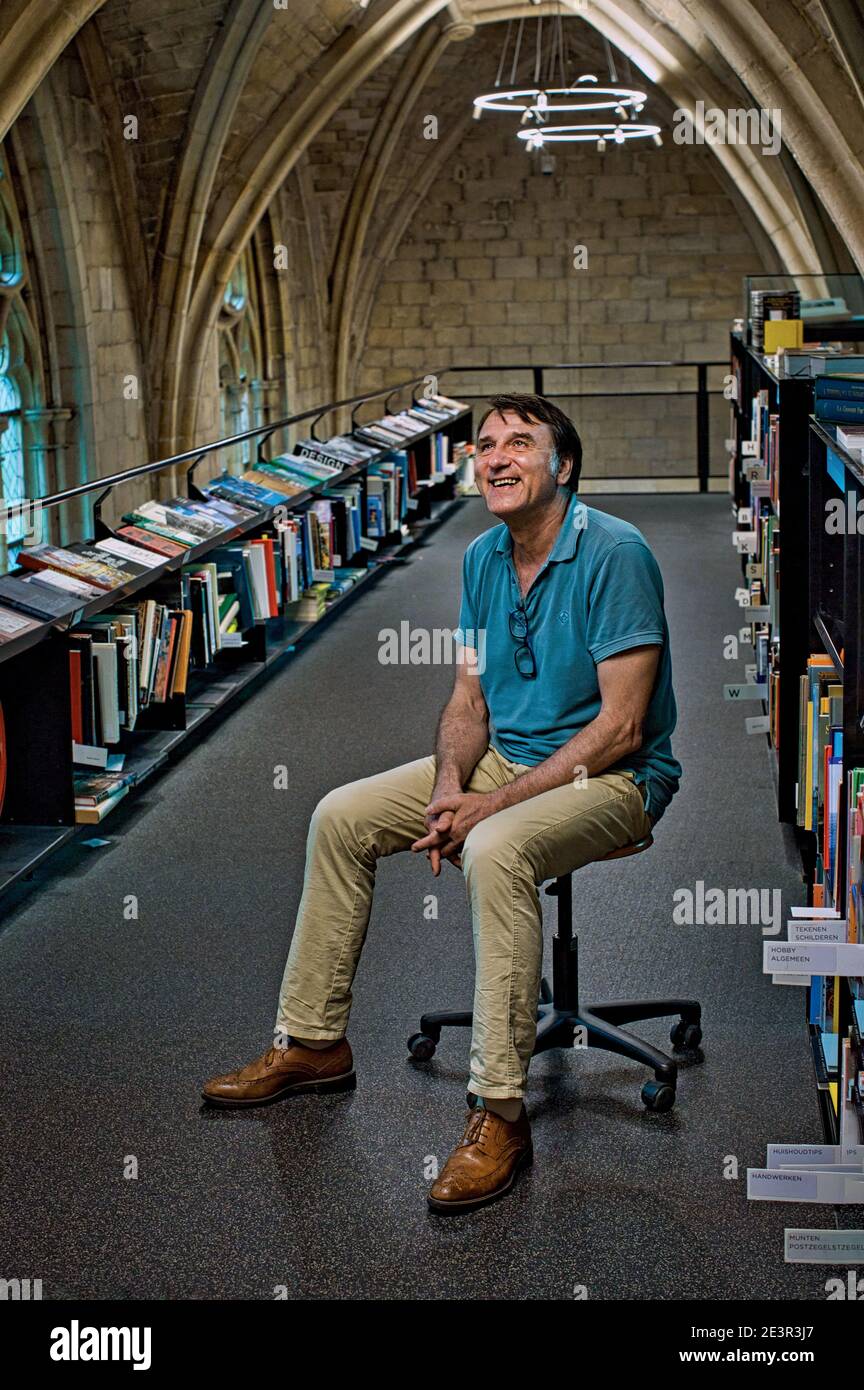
[[438, 360, 726, 492], [23, 357, 726, 526]]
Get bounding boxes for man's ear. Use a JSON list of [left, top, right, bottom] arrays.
[[557, 453, 574, 488]]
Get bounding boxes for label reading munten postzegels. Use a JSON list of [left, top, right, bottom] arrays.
[[785, 1229, 864, 1263]]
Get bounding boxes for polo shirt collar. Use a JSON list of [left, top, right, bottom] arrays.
[[494, 490, 586, 562]]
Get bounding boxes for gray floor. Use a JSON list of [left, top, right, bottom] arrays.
[[0, 494, 851, 1301]]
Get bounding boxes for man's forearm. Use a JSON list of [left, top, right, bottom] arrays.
[[489, 710, 640, 811], [435, 698, 489, 789]]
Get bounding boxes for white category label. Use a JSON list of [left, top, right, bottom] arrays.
[[733, 531, 758, 553], [742, 441, 758, 457], [787, 919, 847, 943], [744, 664, 757, 680], [358, 536, 379, 551], [790, 906, 841, 918], [764, 941, 864, 976], [746, 715, 771, 734], [772, 973, 810, 985], [785, 1229, 864, 1263], [405, 497, 419, 510], [737, 507, 753, 524], [768, 1144, 864, 1169], [73, 742, 109, 769], [747, 1169, 864, 1203], [723, 684, 763, 700]]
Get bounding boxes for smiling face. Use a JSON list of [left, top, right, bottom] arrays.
[[475, 409, 572, 518]]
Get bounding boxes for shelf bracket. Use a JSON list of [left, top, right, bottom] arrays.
[[256, 428, 279, 464], [91, 484, 115, 541], [185, 453, 209, 502]]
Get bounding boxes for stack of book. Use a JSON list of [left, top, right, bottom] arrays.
[[294, 435, 378, 468], [775, 349, 864, 380], [366, 457, 408, 538], [413, 392, 466, 421], [17, 541, 152, 592], [748, 387, 781, 505], [354, 415, 423, 449], [243, 452, 343, 499], [749, 289, 800, 351], [195, 535, 280, 650], [813, 372, 864, 429], [0, 541, 157, 630], [73, 770, 136, 824], [797, 654, 843, 888], [70, 599, 193, 751], [286, 581, 331, 623], [352, 393, 467, 450], [116, 495, 254, 558]]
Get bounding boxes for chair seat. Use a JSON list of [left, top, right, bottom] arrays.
[[543, 835, 653, 894], [599, 834, 654, 862]]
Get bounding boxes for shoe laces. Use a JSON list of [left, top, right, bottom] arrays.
[[264, 1044, 289, 1068], [460, 1109, 491, 1151]]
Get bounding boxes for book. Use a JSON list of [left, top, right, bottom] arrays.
[[837, 425, 864, 455], [116, 525, 187, 559], [814, 398, 864, 424], [0, 574, 85, 621], [814, 374, 864, 403], [94, 537, 167, 570], [92, 641, 121, 743], [206, 474, 286, 511], [17, 543, 136, 591], [26, 567, 104, 600], [0, 603, 43, 643], [121, 512, 201, 548], [74, 782, 130, 824], [73, 771, 135, 806]]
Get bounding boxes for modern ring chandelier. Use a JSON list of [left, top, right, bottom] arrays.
[[472, 7, 662, 151]]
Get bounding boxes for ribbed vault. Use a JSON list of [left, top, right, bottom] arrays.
[[0, 0, 861, 454]]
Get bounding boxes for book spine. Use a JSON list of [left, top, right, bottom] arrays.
[[814, 399, 864, 423], [815, 380, 864, 402]]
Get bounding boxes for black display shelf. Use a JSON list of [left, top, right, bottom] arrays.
[[729, 333, 815, 822], [805, 411, 864, 1145], [0, 481, 465, 905], [0, 411, 471, 671]]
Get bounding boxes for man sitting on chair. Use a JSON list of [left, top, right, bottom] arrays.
[[203, 392, 681, 1214]]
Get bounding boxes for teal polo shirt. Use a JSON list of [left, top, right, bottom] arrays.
[[455, 491, 681, 824]]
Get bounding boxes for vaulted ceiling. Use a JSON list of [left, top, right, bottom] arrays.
[[1, 0, 861, 451]]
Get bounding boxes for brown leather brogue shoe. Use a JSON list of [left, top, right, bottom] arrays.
[[201, 1038, 355, 1107], [428, 1104, 533, 1213]]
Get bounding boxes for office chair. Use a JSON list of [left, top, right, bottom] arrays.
[[407, 835, 703, 1111]]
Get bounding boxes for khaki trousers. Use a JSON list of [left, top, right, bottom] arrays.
[[275, 746, 653, 1100]]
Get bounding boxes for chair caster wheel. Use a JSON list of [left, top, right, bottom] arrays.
[[641, 1080, 675, 1112], [670, 1021, 702, 1051], [407, 1032, 437, 1060]]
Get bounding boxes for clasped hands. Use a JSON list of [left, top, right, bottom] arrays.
[[410, 786, 501, 876]]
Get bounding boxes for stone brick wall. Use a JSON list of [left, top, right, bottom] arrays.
[[366, 107, 767, 483]]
